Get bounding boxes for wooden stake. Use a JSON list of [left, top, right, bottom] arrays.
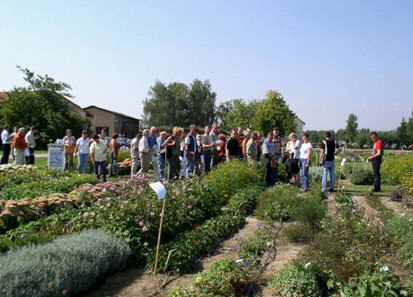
[[154, 197, 167, 274]]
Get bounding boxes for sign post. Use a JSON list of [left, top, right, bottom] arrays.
[[48, 145, 65, 170], [150, 181, 167, 274]]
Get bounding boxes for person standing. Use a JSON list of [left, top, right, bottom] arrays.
[[74, 130, 90, 174], [90, 134, 108, 182], [165, 127, 183, 180], [100, 128, 110, 147], [138, 129, 151, 176], [13, 128, 27, 165], [109, 134, 120, 176], [157, 131, 168, 180], [286, 133, 301, 186], [319, 131, 341, 193], [210, 123, 220, 167], [246, 132, 258, 166], [130, 133, 141, 177], [299, 133, 313, 192], [272, 128, 282, 181], [25, 126, 36, 165], [185, 124, 198, 178], [263, 132, 276, 186], [202, 125, 214, 174], [62, 129, 76, 170], [148, 127, 160, 180], [1, 125, 11, 164], [10, 127, 18, 162], [226, 130, 240, 161], [195, 134, 204, 176], [368, 132, 384, 192], [256, 132, 263, 166], [241, 131, 251, 161], [217, 134, 227, 164]]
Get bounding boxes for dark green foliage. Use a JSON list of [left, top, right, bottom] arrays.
[[0, 231, 53, 254], [271, 261, 322, 297], [255, 184, 301, 222], [291, 195, 326, 231], [350, 168, 374, 185], [283, 222, 313, 243], [0, 229, 130, 297]]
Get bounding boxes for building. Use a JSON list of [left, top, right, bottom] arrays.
[[83, 105, 140, 138], [294, 115, 305, 137]]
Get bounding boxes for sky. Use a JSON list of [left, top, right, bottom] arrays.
[[1, 0, 412, 131]]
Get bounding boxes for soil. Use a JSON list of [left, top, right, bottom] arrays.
[[352, 195, 382, 224], [85, 216, 264, 297], [379, 196, 413, 218]]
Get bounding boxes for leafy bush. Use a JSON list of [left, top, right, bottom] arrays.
[[271, 261, 322, 297], [0, 169, 69, 190], [339, 269, 409, 297], [255, 184, 301, 222], [382, 153, 413, 185], [0, 231, 53, 254], [204, 160, 262, 204], [237, 227, 271, 264], [291, 194, 326, 231], [283, 222, 313, 243], [1, 174, 98, 199], [0, 229, 130, 297], [350, 168, 374, 185], [149, 186, 262, 272]]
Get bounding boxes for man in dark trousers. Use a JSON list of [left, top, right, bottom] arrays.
[[1, 125, 11, 164], [368, 132, 384, 192]]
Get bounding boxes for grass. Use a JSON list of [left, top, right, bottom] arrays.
[[335, 183, 396, 196]]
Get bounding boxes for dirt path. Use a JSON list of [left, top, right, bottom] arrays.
[[352, 195, 382, 224], [86, 216, 264, 297], [379, 196, 413, 218]]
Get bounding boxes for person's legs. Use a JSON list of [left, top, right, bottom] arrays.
[[101, 161, 107, 182], [204, 150, 212, 173], [1, 144, 10, 164], [29, 148, 35, 164], [65, 152, 69, 170], [82, 154, 89, 173], [322, 162, 328, 192], [77, 153, 82, 173], [329, 161, 335, 191], [68, 152, 74, 170], [186, 156, 195, 178], [15, 149, 24, 165], [131, 156, 139, 176], [372, 158, 381, 191], [299, 159, 305, 189], [151, 154, 160, 179], [274, 154, 280, 182], [158, 155, 166, 179]]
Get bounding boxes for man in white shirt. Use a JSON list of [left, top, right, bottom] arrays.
[[130, 133, 141, 177], [74, 130, 90, 174], [1, 125, 11, 164], [24, 126, 36, 164], [138, 129, 151, 176], [185, 124, 198, 178], [201, 125, 214, 173]]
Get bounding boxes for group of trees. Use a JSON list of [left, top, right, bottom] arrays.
[[143, 82, 297, 135], [0, 67, 89, 148], [307, 112, 413, 148]]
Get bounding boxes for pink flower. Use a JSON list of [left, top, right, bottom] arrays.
[[142, 226, 148, 233], [138, 221, 144, 226]]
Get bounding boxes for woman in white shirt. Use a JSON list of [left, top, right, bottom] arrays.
[[286, 133, 301, 186], [74, 130, 90, 174], [299, 133, 313, 192]]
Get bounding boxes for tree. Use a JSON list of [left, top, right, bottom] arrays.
[[0, 67, 89, 148], [406, 111, 413, 144], [215, 99, 258, 132], [355, 128, 372, 147], [143, 79, 216, 127], [253, 90, 296, 135], [345, 113, 358, 142], [397, 118, 408, 146]]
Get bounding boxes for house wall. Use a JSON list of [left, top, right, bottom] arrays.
[[294, 117, 305, 137], [84, 107, 116, 135]]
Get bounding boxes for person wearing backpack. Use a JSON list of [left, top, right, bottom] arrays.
[[319, 131, 341, 194], [368, 132, 384, 192]]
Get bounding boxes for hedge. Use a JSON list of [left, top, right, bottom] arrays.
[[0, 229, 130, 297]]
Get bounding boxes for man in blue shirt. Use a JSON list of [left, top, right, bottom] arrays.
[[156, 131, 168, 180], [148, 127, 160, 180]]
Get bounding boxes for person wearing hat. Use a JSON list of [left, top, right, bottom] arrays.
[[74, 130, 90, 174], [62, 129, 76, 170], [12, 128, 27, 165]]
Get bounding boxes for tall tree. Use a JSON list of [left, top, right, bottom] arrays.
[[253, 90, 296, 135], [397, 118, 408, 146], [406, 111, 413, 144], [0, 67, 89, 147], [215, 99, 258, 132], [143, 79, 216, 127], [345, 113, 358, 142]]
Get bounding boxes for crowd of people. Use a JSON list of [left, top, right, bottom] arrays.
[[1, 123, 384, 193], [1, 126, 36, 166]]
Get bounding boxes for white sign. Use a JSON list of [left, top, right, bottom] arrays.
[[149, 181, 167, 200], [48, 146, 65, 170], [341, 158, 347, 167]]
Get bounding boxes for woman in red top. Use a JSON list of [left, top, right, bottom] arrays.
[[218, 134, 227, 164], [368, 132, 384, 192]]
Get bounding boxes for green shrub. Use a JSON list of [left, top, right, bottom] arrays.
[[271, 261, 322, 297], [350, 168, 374, 185], [0, 231, 53, 254], [0, 229, 130, 297], [255, 184, 300, 222], [339, 269, 409, 297], [204, 160, 262, 204], [283, 222, 313, 243], [291, 195, 326, 231], [237, 227, 270, 263]]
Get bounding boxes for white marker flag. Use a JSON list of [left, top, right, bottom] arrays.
[[150, 182, 167, 200], [341, 158, 347, 167]]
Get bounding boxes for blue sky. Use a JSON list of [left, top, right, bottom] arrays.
[[1, 0, 412, 130]]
